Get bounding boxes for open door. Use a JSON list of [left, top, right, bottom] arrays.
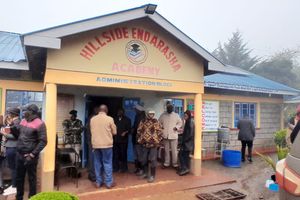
[[123, 98, 140, 162]]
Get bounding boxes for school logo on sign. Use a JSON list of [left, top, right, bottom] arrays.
[[125, 40, 148, 64]]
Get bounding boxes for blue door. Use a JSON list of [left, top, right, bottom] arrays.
[[123, 98, 140, 162]]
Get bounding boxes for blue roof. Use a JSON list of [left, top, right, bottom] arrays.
[[204, 72, 299, 95], [0, 31, 26, 62]]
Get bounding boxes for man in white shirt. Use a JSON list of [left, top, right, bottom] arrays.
[[159, 103, 182, 168]]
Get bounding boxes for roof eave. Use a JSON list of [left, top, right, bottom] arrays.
[[0, 61, 29, 70], [22, 5, 225, 69], [205, 82, 299, 96]]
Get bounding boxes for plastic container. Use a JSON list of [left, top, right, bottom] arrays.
[[269, 183, 279, 192], [222, 150, 241, 168], [217, 127, 230, 143]]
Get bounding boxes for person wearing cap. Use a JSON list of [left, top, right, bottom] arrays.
[[132, 104, 146, 174], [0, 107, 21, 196], [62, 110, 84, 146], [10, 104, 47, 200], [159, 103, 183, 169], [137, 109, 162, 183]]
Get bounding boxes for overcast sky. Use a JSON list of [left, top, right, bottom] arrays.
[[0, 0, 299, 58]]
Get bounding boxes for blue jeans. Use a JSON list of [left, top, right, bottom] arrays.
[[93, 148, 113, 187], [6, 147, 17, 187]]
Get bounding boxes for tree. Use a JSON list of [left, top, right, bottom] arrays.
[[212, 31, 260, 70], [252, 50, 300, 88]]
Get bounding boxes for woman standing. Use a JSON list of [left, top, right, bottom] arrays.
[[0, 108, 20, 196], [137, 109, 162, 183], [178, 110, 194, 176]]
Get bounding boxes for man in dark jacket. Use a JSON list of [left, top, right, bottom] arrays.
[[11, 104, 47, 200], [113, 108, 131, 172], [132, 104, 145, 174], [237, 115, 255, 162]]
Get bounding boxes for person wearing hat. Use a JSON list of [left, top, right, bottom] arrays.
[[10, 104, 47, 200], [137, 109, 162, 183], [62, 110, 84, 146], [159, 103, 183, 169], [0, 107, 21, 196], [132, 104, 146, 174]]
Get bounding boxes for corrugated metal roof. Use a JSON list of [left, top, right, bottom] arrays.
[[0, 31, 26, 62], [204, 72, 299, 96], [284, 95, 300, 103]]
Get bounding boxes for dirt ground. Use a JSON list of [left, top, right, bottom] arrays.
[[136, 154, 279, 200]]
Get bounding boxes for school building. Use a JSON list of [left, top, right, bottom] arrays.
[[0, 4, 298, 191]]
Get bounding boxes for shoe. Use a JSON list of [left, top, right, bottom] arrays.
[[247, 157, 253, 163], [179, 169, 190, 176], [161, 164, 169, 169], [3, 185, 17, 196], [93, 182, 103, 188], [106, 182, 116, 189], [88, 175, 96, 182], [0, 187, 4, 195], [136, 170, 144, 176], [147, 176, 155, 183], [241, 158, 245, 162]]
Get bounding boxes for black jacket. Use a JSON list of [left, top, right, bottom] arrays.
[[181, 119, 194, 152], [291, 120, 300, 144], [132, 112, 145, 145], [237, 119, 255, 141], [114, 116, 131, 144], [12, 115, 47, 156]]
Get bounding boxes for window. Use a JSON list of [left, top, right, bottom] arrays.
[[234, 102, 257, 127], [6, 90, 44, 112], [164, 98, 184, 118]]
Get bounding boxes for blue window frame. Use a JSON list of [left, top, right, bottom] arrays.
[[234, 102, 257, 127]]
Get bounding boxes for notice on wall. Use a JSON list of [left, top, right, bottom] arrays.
[[202, 101, 219, 131]]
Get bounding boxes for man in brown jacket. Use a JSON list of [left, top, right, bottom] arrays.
[[90, 105, 117, 189]]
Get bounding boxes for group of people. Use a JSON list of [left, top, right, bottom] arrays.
[[0, 104, 47, 200], [85, 102, 195, 189]]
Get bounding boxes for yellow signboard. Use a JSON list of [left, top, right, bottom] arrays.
[[47, 19, 204, 83]]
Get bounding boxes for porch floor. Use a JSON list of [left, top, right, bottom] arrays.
[[56, 164, 235, 200]]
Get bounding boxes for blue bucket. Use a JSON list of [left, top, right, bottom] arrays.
[[222, 150, 241, 168]]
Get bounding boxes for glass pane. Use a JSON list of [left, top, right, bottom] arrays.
[[6, 90, 44, 112]]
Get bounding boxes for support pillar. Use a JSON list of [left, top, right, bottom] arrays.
[[191, 93, 202, 176], [41, 83, 57, 191]]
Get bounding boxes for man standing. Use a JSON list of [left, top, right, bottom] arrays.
[[137, 109, 162, 183], [132, 104, 146, 174], [90, 105, 117, 189], [62, 110, 84, 163], [11, 104, 47, 200], [237, 115, 256, 162], [159, 103, 182, 169], [85, 106, 99, 182], [62, 110, 84, 146], [113, 108, 131, 173]]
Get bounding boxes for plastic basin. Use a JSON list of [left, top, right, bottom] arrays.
[[222, 150, 241, 168]]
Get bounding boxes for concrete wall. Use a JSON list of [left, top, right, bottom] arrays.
[[202, 101, 282, 156]]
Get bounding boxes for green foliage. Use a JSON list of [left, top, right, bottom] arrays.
[[274, 129, 287, 148], [29, 192, 79, 200], [256, 151, 276, 172], [277, 146, 289, 161], [212, 31, 260, 70]]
